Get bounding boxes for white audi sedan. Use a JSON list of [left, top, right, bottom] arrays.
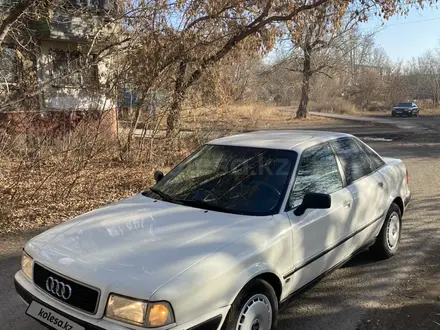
[[15, 131, 410, 330]]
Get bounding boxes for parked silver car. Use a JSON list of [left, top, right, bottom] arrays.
[[392, 102, 419, 117]]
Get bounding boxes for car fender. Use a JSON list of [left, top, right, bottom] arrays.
[[379, 183, 407, 227], [385, 192, 404, 215], [150, 216, 292, 325], [226, 262, 284, 306]]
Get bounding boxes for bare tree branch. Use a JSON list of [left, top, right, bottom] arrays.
[[183, 0, 330, 90], [0, 0, 38, 46]]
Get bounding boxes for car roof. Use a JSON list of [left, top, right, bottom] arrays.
[[208, 130, 352, 152]]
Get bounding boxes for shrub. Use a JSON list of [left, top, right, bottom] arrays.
[[313, 98, 358, 114]]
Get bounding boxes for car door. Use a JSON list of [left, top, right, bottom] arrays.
[[330, 137, 388, 249], [284, 142, 355, 292], [356, 138, 389, 207]]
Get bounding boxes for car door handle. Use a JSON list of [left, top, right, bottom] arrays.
[[378, 182, 384, 189], [343, 200, 351, 208]]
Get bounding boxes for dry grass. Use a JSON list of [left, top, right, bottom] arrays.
[[0, 117, 190, 236], [0, 146, 182, 236], [181, 103, 332, 131], [419, 107, 440, 115], [412, 100, 440, 114], [311, 98, 359, 115], [0, 158, 150, 235]]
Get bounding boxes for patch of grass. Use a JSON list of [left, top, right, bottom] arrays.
[[419, 107, 440, 115], [181, 103, 331, 131], [312, 98, 359, 115]]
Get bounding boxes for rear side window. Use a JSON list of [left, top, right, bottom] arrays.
[[288, 143, 343, 209], [356, 140, 386, 170], [331, 138, 373, 184]]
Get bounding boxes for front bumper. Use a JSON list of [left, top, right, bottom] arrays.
[[393, 109, 413, 116], [15, 278, 105, 330], [15, 271, 227, 330]]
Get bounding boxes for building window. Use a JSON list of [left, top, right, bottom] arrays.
[[0, 46, 18, 84], [50, 50, 97, 87]]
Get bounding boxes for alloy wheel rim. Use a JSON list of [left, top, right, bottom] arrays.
[[236, 294, 272, 330], [386, 212, 400, 250]]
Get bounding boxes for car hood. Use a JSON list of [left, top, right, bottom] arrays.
[[26, 194, 262, 299]]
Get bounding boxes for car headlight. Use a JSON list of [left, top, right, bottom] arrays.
[[21, 250, 33, 280], [105, 294, 174, 328], [146, 302, 174, 328]]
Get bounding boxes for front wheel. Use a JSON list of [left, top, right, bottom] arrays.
[[222, 279, 278, 330], [370, 203, 402, 260]]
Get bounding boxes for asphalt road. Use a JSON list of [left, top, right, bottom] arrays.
[[1, 116, 439, 330], [309, 111, 440, 134]]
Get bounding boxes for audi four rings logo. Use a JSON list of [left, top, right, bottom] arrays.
[[45, 277, 72, 300]]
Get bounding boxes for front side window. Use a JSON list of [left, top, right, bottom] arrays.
[[331, 138, 373, 185], [288, 143, 343, 209], [50, 50, 97, 87], [145, 145, 297, 216], [0, 46, 18, 84], [356, 140, 385, 171]]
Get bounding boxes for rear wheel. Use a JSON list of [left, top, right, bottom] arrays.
[[222, 279, 278, 330], [370, 203, 402, 260]]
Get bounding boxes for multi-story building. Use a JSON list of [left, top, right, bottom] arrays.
[[0, 0, 118, 114]]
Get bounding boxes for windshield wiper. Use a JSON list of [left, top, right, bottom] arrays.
[[148, 187, 176, 203], [147, 188, 227, 213], [182, 199, 227, 213]]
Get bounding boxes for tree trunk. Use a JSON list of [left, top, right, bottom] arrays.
[[296, 46, 312, 119], [126, 106, 141, 153], [166, 61, 187, 137]]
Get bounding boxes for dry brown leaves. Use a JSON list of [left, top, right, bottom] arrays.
[[0, 157, 156, 236]]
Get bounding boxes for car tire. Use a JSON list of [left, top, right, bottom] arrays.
[[370, 203, 402, 260], [222, 278, 278, 330]]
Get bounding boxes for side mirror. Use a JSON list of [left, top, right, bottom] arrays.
[[154, 170, 164, 183], [294, 192, 331, 216]]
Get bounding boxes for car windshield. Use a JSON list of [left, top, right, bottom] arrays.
[[145, 145, 297, 216], [396, 102, 412, 107]]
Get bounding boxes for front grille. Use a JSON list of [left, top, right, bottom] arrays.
[[33, 263, 100, 314]]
